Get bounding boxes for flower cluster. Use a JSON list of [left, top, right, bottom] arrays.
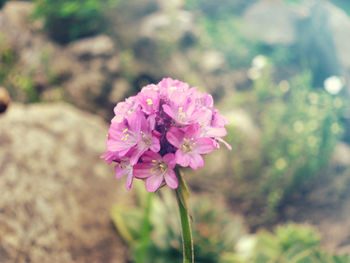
[[101, 78, 231, 192]]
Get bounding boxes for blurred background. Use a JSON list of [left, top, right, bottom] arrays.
[[1, 0, 350, 262]]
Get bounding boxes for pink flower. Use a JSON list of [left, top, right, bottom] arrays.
[[127, 114, 160, 165], [167, 124, 216, 169], [102, 77, 231, 191], [138, 84, 160, 115], [133, 151, 178, 192], [106, 111, 142, 156], [112, 96, 139, 123]]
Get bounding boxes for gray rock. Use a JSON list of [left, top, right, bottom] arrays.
[[0, 103, 128, 263], [109, 79, 131, 104], [304, 1, 350, 88], [200, 50, 226, 73], [332, 142, 350, 167], [67, 35, 116, 58], [243, 0, 297, 45], [64, 72, 106, 111]]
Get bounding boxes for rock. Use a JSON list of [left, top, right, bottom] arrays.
[[302, 1, 350, 88], [200, 50, 226, 73], [0, 103, 128, 263], [67, 35, 116, 58], [106, 56, 121, 73], [243, 0, 297, 45], [332, 142, 350, 167], [1, 1, 33, 29], [109, 79, 131, 104], [140, 10, 195, 41], [64, 72, 106, 110]]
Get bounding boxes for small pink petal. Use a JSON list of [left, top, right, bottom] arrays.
[[133, 163, 154, 178], [115, 165, 128, 178], [217, 137, 232, 150], [146, 175, 164, 192], [163, 153, 176, 169], [175, 150, 191, 167], [166, 128, 184, 148], [150, 137, 160, 152], [141, 151, 162, 162], [126, 172, 133, 190], [189, 154, 204, 170], [127, 111, 142, 133], [206, 127, 227, 137], [162, 104, 176, 120], [184, 123, 201, 138], [164, 169, 178, 189], [195, 137, 216, 154]]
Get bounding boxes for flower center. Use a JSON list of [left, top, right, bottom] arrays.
[[178, 107, 187, 122], [150, 160, 168, 174], [181, 138, 196, 153], [141, 131, 153, 146], [121, 128, 130, 141], [119, 158, 130, 169]]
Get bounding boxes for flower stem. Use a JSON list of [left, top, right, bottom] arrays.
[[175, 168, 194, 263]]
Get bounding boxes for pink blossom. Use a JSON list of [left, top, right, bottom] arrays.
[[138, 84, 160, 115], [106, 111, 142, 156], [167, 124, 216, 169], [133, 151, 178, 192], [127, 114, 160, 165], [102, 77, 231, 191], [112, 96, 139, 123]]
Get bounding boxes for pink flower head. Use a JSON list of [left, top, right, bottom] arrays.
[[134, 151, 178, 192], [102, 77, 231, 191]]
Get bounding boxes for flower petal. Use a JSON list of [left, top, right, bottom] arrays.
[[195, 137, 216, 154], [163, 153, 176, 169], [141, 151, 162, 162], [126, 172, 133, 190], [127, 111, 142, 133], [166, 127, 184, 148], [189, 153, 204, 170], [150, 136, 160, 152], [145, 175, 164, 192], [164, 169, 178, 189], [175, 150, 191, 167], [133, 163, 154, 178], [115, 165, 129, 178]]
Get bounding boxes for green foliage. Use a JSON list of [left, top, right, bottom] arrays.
[[111, 183, 244, 263], [32, 0, 114, 44], [249, 224, 350, 263], [223, 67, 343, 223], [111, 186, 349, 262]]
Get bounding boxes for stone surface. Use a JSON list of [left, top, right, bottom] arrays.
[[243, 0, 297, 45], [0, 2, 126, 120], [0, 103, 128, 263], [332, 142, 350, 167], [67, 35, 116, 58]]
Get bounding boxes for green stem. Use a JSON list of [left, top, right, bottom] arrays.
[[175, 168, 194, 263], [135, 192, 153, 263]]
